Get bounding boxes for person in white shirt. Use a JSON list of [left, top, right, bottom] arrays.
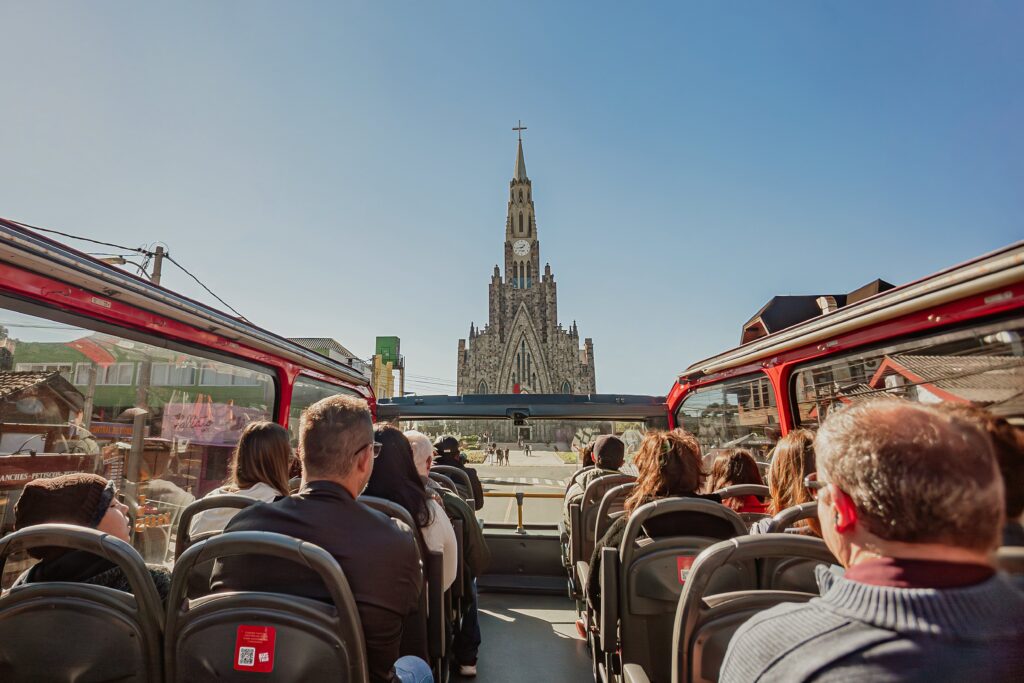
[[188, 421, 292, 538], [367, 426, 458, 590]]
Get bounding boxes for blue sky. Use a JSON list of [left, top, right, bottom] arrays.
[[1, 2, 1021, 395]]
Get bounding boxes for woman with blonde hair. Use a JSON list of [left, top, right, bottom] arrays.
[[750, 428, 820, 536], [189, 421, 292, 536]]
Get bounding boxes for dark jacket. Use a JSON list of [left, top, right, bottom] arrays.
[[586, 492, 725, 611], [210, 480, 422, 683], [24, 548, 171, 603], [438, 488, 490, 577], [434, 454, 485, 510]]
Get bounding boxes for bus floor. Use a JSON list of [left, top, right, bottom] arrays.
[[455, 592, 591, 682]]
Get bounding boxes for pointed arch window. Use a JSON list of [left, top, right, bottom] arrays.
[[518, 211, 524, 234], [562, 381, 573, 394], [477, 380, 488, 395]]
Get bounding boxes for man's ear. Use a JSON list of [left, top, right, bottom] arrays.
[[831, 486, 859, 534]]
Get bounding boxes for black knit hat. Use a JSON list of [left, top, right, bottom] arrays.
[[594, 435, 625, 468], [15, 473, 116, 531]]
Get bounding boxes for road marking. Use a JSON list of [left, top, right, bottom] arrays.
[[531, 477, 540, 484], [503, 498, 515, 523], [482, 477, 566, 487]]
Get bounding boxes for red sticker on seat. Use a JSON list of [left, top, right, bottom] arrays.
[[233, 625, 276, 672], [677, 556, 695, 584]]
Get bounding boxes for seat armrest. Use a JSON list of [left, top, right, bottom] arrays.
[[575, 560, 591, 590], [622, 663, 650, 683], [569, 502, 583, 565], [599, 546, 619, 653]]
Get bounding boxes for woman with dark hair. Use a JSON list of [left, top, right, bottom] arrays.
[[706, 448, 769, 514], [189, 421, 293, 537], [367, 425, 457, 590], [750, 429, 819, 536], [582, 429, 723, 633]]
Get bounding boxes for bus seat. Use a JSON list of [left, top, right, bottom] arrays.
[[671, 535, 835, 683], [601, 498, 751, 683], [431, 466, 476, 509], [759, 502, 823, 591], [764, 501, 817, 533], [714, 485, 771, 528], [175, 494, 259, 559], [288, 476, 301, 494], [165, 530, 368, 682], [0, 524, 163, 683], [572, 474, 637, 601], [359, 496, 447, 680], [429, 471, 460, 496], [995, 546, 1024, 576], [174, 494, 259, 599], [594, 482, 636, 550]]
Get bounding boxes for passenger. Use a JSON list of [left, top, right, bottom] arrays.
[[367, 426, 458, 590], [705, 448, 769, 514], [584, 430, 724, 626], [562, 435, 626, 528], [936, 403, 1024, 546], [14, 473, 171, 602], [406, 429, 488, 678], [720, 399, 1024, 683], [210, 395, 430, 683], [433, 436, 484, 510], [188, 421, 292, 537], [750, 428, 820, 536]]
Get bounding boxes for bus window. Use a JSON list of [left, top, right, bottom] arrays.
[[0, 305, 276, 566], [674, 374, 780, 462], [792, 315, 1024, 428], [288, 376, 360, 442]]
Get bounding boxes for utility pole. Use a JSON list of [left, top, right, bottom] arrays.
[[126, 246, 167, 514]]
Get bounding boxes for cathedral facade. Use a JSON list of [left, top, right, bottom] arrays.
[[457, 137, 596, 397]]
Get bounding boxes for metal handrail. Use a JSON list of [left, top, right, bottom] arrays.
[[483, 490, 563, 533]]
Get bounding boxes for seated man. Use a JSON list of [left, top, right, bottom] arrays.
[[211, 396, 429, 683], [562, 434, 626, 529], [721, 398, 1024, 683], [433, 436, 484, 510]]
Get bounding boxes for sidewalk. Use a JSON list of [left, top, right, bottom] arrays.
[[484, 447, 565, 467]]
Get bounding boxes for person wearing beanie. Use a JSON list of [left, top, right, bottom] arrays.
[[432, 436, 484, 511], [562, 434, 626, 528], [14, 473, 171, 602]]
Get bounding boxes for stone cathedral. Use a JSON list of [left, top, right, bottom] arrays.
[[457, 133, 597, 399]]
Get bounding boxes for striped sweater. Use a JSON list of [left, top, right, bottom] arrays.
[[719, 564, 1024, 683]]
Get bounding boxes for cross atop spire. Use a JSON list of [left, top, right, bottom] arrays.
[[513, 120, 527, 141], [512, 122, 529, 182]]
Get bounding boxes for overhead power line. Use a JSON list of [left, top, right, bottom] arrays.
[[165, 254, 248, 322], [10, 219, 150, 256]]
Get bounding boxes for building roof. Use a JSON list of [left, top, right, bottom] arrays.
[[742, 295, 846, 343], [874, 354, 1024, 405], [289, 337, 359, 361], [0, 371, 56, 400], [513, 139, 528, 182]]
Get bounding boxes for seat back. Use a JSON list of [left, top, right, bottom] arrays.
[[594, 482, 636, 547], [0, 524, 164, 682], [580, 473, 636, 561], [288, 476, 302, 493], [431, 465, 475, 508], [175, 494, 258, 559], [359, 496, 446, 677], [428, 471, 460, 496], [166, 530, 368, 682], [760, 503, 822, 590], [996, 546, 1024, 576], [606, 499, 751, 683], [672, 535, 836, 683]]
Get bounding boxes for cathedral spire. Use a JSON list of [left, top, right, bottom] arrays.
[[512, 120, 529, 181]]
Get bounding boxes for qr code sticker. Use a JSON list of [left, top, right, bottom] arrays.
[[238, 647, 256, 667]]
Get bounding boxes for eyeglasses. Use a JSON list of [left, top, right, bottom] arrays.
[[803, 472, 827, 499], [370, 442, 383, 459]]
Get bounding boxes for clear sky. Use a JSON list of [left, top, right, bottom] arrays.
[[1, 2, 1021, 395]]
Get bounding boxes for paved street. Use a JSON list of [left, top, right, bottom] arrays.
[[470, 447, 575, 527]]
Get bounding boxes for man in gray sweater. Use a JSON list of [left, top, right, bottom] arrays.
[[720, 398, 1024, 683]]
